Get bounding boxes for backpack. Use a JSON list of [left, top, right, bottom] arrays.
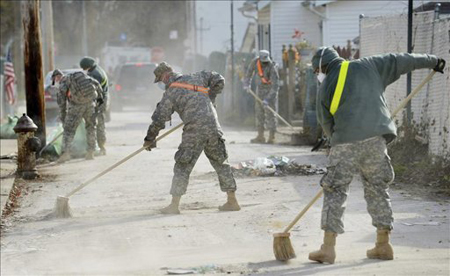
[[69, 71, 98, 104]]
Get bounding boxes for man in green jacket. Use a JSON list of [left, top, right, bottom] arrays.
[[309, 47, 445, 264]]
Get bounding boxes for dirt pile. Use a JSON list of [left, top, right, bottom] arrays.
[[389, 130, 450, 199]]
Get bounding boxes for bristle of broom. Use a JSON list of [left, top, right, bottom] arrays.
[[54, 196, 73, 218], [273, 232, 296, 261]]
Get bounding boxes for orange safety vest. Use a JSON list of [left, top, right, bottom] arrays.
[[256, 59, 272, 85], [169, 82, 209, 94]]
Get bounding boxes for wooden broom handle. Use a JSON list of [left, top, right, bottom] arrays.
[[247, 88, 295, 131], [391, 70, 436, 118], [65, 123, 184, 197], [283, 189, 323, 233]]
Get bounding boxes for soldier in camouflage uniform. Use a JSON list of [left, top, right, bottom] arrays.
[[143, 62, 240, 215], [243, 50, 279, 144], [53, 69, 103, 162], [80, 57, 109, 156], [309, 47, 446, 264]]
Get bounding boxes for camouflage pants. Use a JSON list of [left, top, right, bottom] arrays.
[[95, 109, 106, 146], [320, 136, 395, 234], [63, 102, 96, 153], [255, 86, 277, 131], [171, 131, 237, 196]]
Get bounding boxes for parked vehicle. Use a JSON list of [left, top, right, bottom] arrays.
[[44, 69, 111, 123], [101, 45, 152, 77], [111, 62, 161, 111]]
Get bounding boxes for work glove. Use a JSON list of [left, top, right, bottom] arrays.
[[433, 58, 446, 74], [262, 99, 269, 108], [143, 138, 157, 151]]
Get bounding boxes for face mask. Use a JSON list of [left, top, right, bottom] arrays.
[[157, 81, 166, 91], [317, 49, 326, 83], [53, 81, 60, 88], [317, 73, 326, 83]]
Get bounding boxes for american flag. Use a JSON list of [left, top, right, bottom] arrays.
[[4, 48, 16, 105]]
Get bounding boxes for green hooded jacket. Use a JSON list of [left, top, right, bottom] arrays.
[[316, 51, 438, 146]]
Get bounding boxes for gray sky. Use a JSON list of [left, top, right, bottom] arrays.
[[195, 1, 251, 56]]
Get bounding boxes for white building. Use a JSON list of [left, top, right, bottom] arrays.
[[241, 0, 425, 64]]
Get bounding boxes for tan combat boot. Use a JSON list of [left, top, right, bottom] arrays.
[[160, 196, 181, 214], [367, 229, 394, 260], [57, 151, 71, 163], [250, 128, 265, 144], [219, 191, 241, 211], [267, 130, 276, 144], [85, 150, 95, 160], [309, 231, 337, 264], [99, 145, 107, 156]]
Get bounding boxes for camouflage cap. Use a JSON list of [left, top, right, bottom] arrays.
[[153, 62, 173, 83]]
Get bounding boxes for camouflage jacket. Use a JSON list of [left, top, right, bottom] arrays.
[[57, 73, 102, 118], [146, 71, 225, 140], [245, 57, 279, 100], [317, 53, 438, 146]]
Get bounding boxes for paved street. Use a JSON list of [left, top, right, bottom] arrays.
[[1, 109, 449, 275]]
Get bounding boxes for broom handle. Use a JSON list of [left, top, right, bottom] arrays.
[[280, 70, 436, 233], [247, 88, 295, 131], [65, 123, 184, 197], [283, 189, 324, 233], [38, 132, 63, 156], [391, 71, 436, 118]]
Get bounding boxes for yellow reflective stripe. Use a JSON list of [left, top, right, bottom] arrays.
[[99, 69, 108, 87], [330, 61, 349, 116]]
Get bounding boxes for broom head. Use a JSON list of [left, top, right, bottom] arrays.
[[273, 232, 296, 261], [54, 196, 73, 218]]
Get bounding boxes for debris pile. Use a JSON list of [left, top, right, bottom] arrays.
[[232, 156, 326, 177]]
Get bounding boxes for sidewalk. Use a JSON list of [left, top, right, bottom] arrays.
[[0, 139, 17, 216]]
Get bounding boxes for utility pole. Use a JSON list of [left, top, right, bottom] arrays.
[[23, 0, 46, 148], [230, 1, 235, 104], [192, 1, 198, 71], [82, 0, 88, 56], [41, 0, 54, 73], [198, 17, 210, 55], [406, 0, 413, 124]]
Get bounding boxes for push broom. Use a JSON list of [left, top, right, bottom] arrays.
[[53, 123, 184, 218], [273, 70, 437, 261], [247, 88, 295, 131]]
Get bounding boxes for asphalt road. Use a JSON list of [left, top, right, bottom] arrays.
[[1, 109, 449, 275]]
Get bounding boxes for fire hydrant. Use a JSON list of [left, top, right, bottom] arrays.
[[13, 114, 41, 180]]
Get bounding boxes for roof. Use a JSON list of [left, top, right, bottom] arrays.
[[414, 2, 450, 14]]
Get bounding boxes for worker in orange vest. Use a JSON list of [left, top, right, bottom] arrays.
[[243, 50, 280, 144]]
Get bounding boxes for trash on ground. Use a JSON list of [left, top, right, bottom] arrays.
[[232, 156, 325, 177], [253, 157, 277, 175], [0, 116, 19, 139], [41, 120, 99, 159]]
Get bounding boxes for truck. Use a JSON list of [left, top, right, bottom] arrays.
[[101, 45, 152, 78]]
